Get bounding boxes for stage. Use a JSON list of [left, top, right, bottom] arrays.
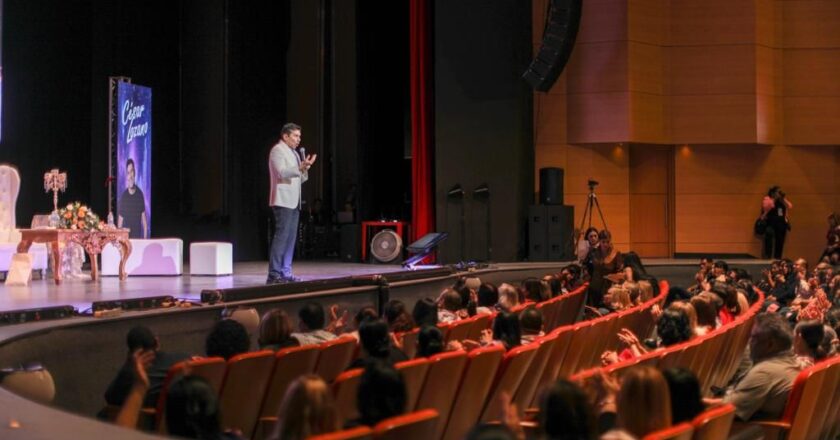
[[0, 258, 771, 316], [0, 261, 414, 313]]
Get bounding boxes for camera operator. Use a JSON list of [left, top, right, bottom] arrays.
[[761, 186, 793, 259]]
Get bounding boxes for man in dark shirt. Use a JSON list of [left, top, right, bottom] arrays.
[[118, 158, 148, 239], [104, 326, 189, 408]]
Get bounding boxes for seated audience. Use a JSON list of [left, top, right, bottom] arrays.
[[269, 375, 339, 440], [412, 297, 438, 328], [347, 319, 407, 369], [383, 300, 415, 333], [588, 230, 624, 308], [416, 325, 445, 358], [665, 286, 692, 308], [718, 313, 802, 421], [668, 301, 703, 337], [291, 302, 337, 346], [603, 285, 632, 314], [346, 361, 407, 428], [347, 307, 379, 342], [793, 320, 827, 368], [519, 306, 544, 345], [104, 325, 190, 408], [481, 311, 521, 351], [476, 282, 499, 315], [538, 379, 597, 440], [438, 288, 465, 323], [559, 264, 584, 293], [453, 277, 479, 317], [258, 309, 300, 351], [596, 365, 672, 439], [603, 308, 692, 364], [206, 319, 250, 360], [466, 424, 520, 440], [522, 277, 551, 303], [497, 283, 521, 311], [622, 251, 659, 300], [691, 292, 721, 332], [662, 367, 704, 424]]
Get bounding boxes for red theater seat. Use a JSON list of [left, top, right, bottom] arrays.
[[372, 409, 439, 440], [316, 336, 358, 382], [308, 426, 373, 440], [395, 358, 430, 412], [332, 368, 364, 422], [691, 403, 735, 440], [218, 350, 276, 436], [441, 345, 505, 440], [642, 422, 694, 440], [255, 345, 320, 438], [414, 351, 468, 438]]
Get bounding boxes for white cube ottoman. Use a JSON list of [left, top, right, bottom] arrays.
[[190, 242, 232, 276], [102, 238, 183, 276], [0, 243, 48, 275]]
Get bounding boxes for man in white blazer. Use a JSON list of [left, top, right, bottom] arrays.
[[267, 123, 316, 283]]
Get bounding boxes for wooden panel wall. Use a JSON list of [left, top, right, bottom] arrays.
[[533, 0, 840, 260]]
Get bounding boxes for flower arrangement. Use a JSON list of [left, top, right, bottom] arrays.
[[57, 202, 104, 231]]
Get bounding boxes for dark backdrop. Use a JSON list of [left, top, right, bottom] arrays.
[[1, 0, 531, 263], [433, 0, 533, 263]]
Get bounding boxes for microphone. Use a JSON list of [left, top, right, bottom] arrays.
[[298, 146, 306, 162]]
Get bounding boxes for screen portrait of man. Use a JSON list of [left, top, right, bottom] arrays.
[[118, 158, 148, 238]]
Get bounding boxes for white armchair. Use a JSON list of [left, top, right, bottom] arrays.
[[0, 165, 48, 276]]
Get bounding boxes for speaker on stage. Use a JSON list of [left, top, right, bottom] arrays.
[[539, 167, 564, 205], [522, 0, 583, 92], [340, 224, 360, 262], [529, 205, 549, 261]]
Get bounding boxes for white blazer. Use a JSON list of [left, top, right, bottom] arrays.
[[268, 141, 308, 209]]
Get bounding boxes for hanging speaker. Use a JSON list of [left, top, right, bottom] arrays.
[[370, 230, 403, 263], [522, 0, 583, 92], [539, 167, 564, 205]]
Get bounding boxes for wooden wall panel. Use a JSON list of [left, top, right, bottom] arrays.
[[781, 0, 840, 49], [669, 0, 757, 45], [784, 49, 840, 97], [783, 97, 840, 145], [670, 95, 758, 144], [628, 0, 669, 45], [629, 42, 665, 95], [567, 41, 629, 94], [535, 93, 567, 145], [668, 45, 757, 95], [576, 0, 628, 43], [567, 92, 631, 143], [630, 91, 669, 144]]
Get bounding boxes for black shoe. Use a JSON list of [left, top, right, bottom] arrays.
[[283, 275, 303, 283], [266, 277, 286, 285]]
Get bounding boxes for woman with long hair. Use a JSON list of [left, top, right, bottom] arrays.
[[270, 375, 339, 440], [258, 309, 300, 351], [599, 366, 672, 439], [588, 230, 624, 308]]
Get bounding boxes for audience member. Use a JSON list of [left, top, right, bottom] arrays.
[[588, 230, 624, 308], [412, 297, 438, 328], [347, 361, 407, 428], [481, 311, 521, 350], [269, 375, 339, 440], [538, 379, 597, 440], [258, 309, 300, 351], [793, 320, 827, 368], [477, 282, 499, 315], [291, 302, 337, 346], [498, 283, 520, 311], [718, 313, 801, 421], [438, 288, 465, 323], [206, 319, 250, 360], [383, 300, 415, 333], [597, 366, 672, 439], [104, 325, 190, 408], [347, 307, 379, 342], [662, 368, 704, 424], [347, 319, 408, 370], [416, 325, 445, 358], [519, 306, 544, 345]]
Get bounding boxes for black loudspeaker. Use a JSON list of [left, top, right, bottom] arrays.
[[529, 205, 574, 261], [522, 0, 583, 92], [539, 167, 564, 205], [340, 224, 361, 262]]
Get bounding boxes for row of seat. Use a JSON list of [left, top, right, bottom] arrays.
[[641, 404, 736, 440], [308, 409, 439, 440]]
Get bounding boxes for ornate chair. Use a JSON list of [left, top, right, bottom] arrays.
[[0, 165, 48, 277]]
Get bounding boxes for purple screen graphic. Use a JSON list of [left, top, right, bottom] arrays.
[[116, 82, 152, 238]]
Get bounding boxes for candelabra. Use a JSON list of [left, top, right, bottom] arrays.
[[44, 168, 68, 213]]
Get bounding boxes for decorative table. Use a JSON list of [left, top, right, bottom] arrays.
[[17, 229, 132, 284]]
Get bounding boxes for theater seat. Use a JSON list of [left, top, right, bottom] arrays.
[[372, 408, 438, 440], [332, 368, 364, 422], [691, 403, 735, 440], [642, 422, 693, 440], [480, 343, 538, 421], [514, 333, 557, 412], [218, 350, 276, 436], [395, 358, 430, 412], [156, 357, 227, 432], [254, 345, 320, 439], [441, 345, 505, 440], [308, 426, 373, 440], [316, 336, 358, 382], [399, 329, 420, 359], [414, 351, 468, 437]]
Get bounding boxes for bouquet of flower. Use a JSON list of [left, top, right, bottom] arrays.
[[57, 202, 104, 231]]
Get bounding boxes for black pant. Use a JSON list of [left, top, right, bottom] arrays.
[[763, 224, 787, 259]]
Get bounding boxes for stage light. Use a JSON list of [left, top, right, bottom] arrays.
[[447, 184, 464, 199], [472, 183, 489, 199]]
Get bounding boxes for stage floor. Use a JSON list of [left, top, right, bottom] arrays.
[[0, 258, 771, 315], [0, 261, 410, 313]]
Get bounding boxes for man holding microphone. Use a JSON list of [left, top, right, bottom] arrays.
[[267, 123, 317, 284]]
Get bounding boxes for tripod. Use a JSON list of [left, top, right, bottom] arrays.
[[576, 181, 608, 248]]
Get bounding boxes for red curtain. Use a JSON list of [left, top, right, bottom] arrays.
[[410, 0, 434, 245]]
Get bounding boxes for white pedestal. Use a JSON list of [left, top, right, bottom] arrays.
[[190, 242, 233, 276]]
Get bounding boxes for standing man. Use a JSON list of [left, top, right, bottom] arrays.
[[267, 123, 317, 284], [118, 158, 148, 239]]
